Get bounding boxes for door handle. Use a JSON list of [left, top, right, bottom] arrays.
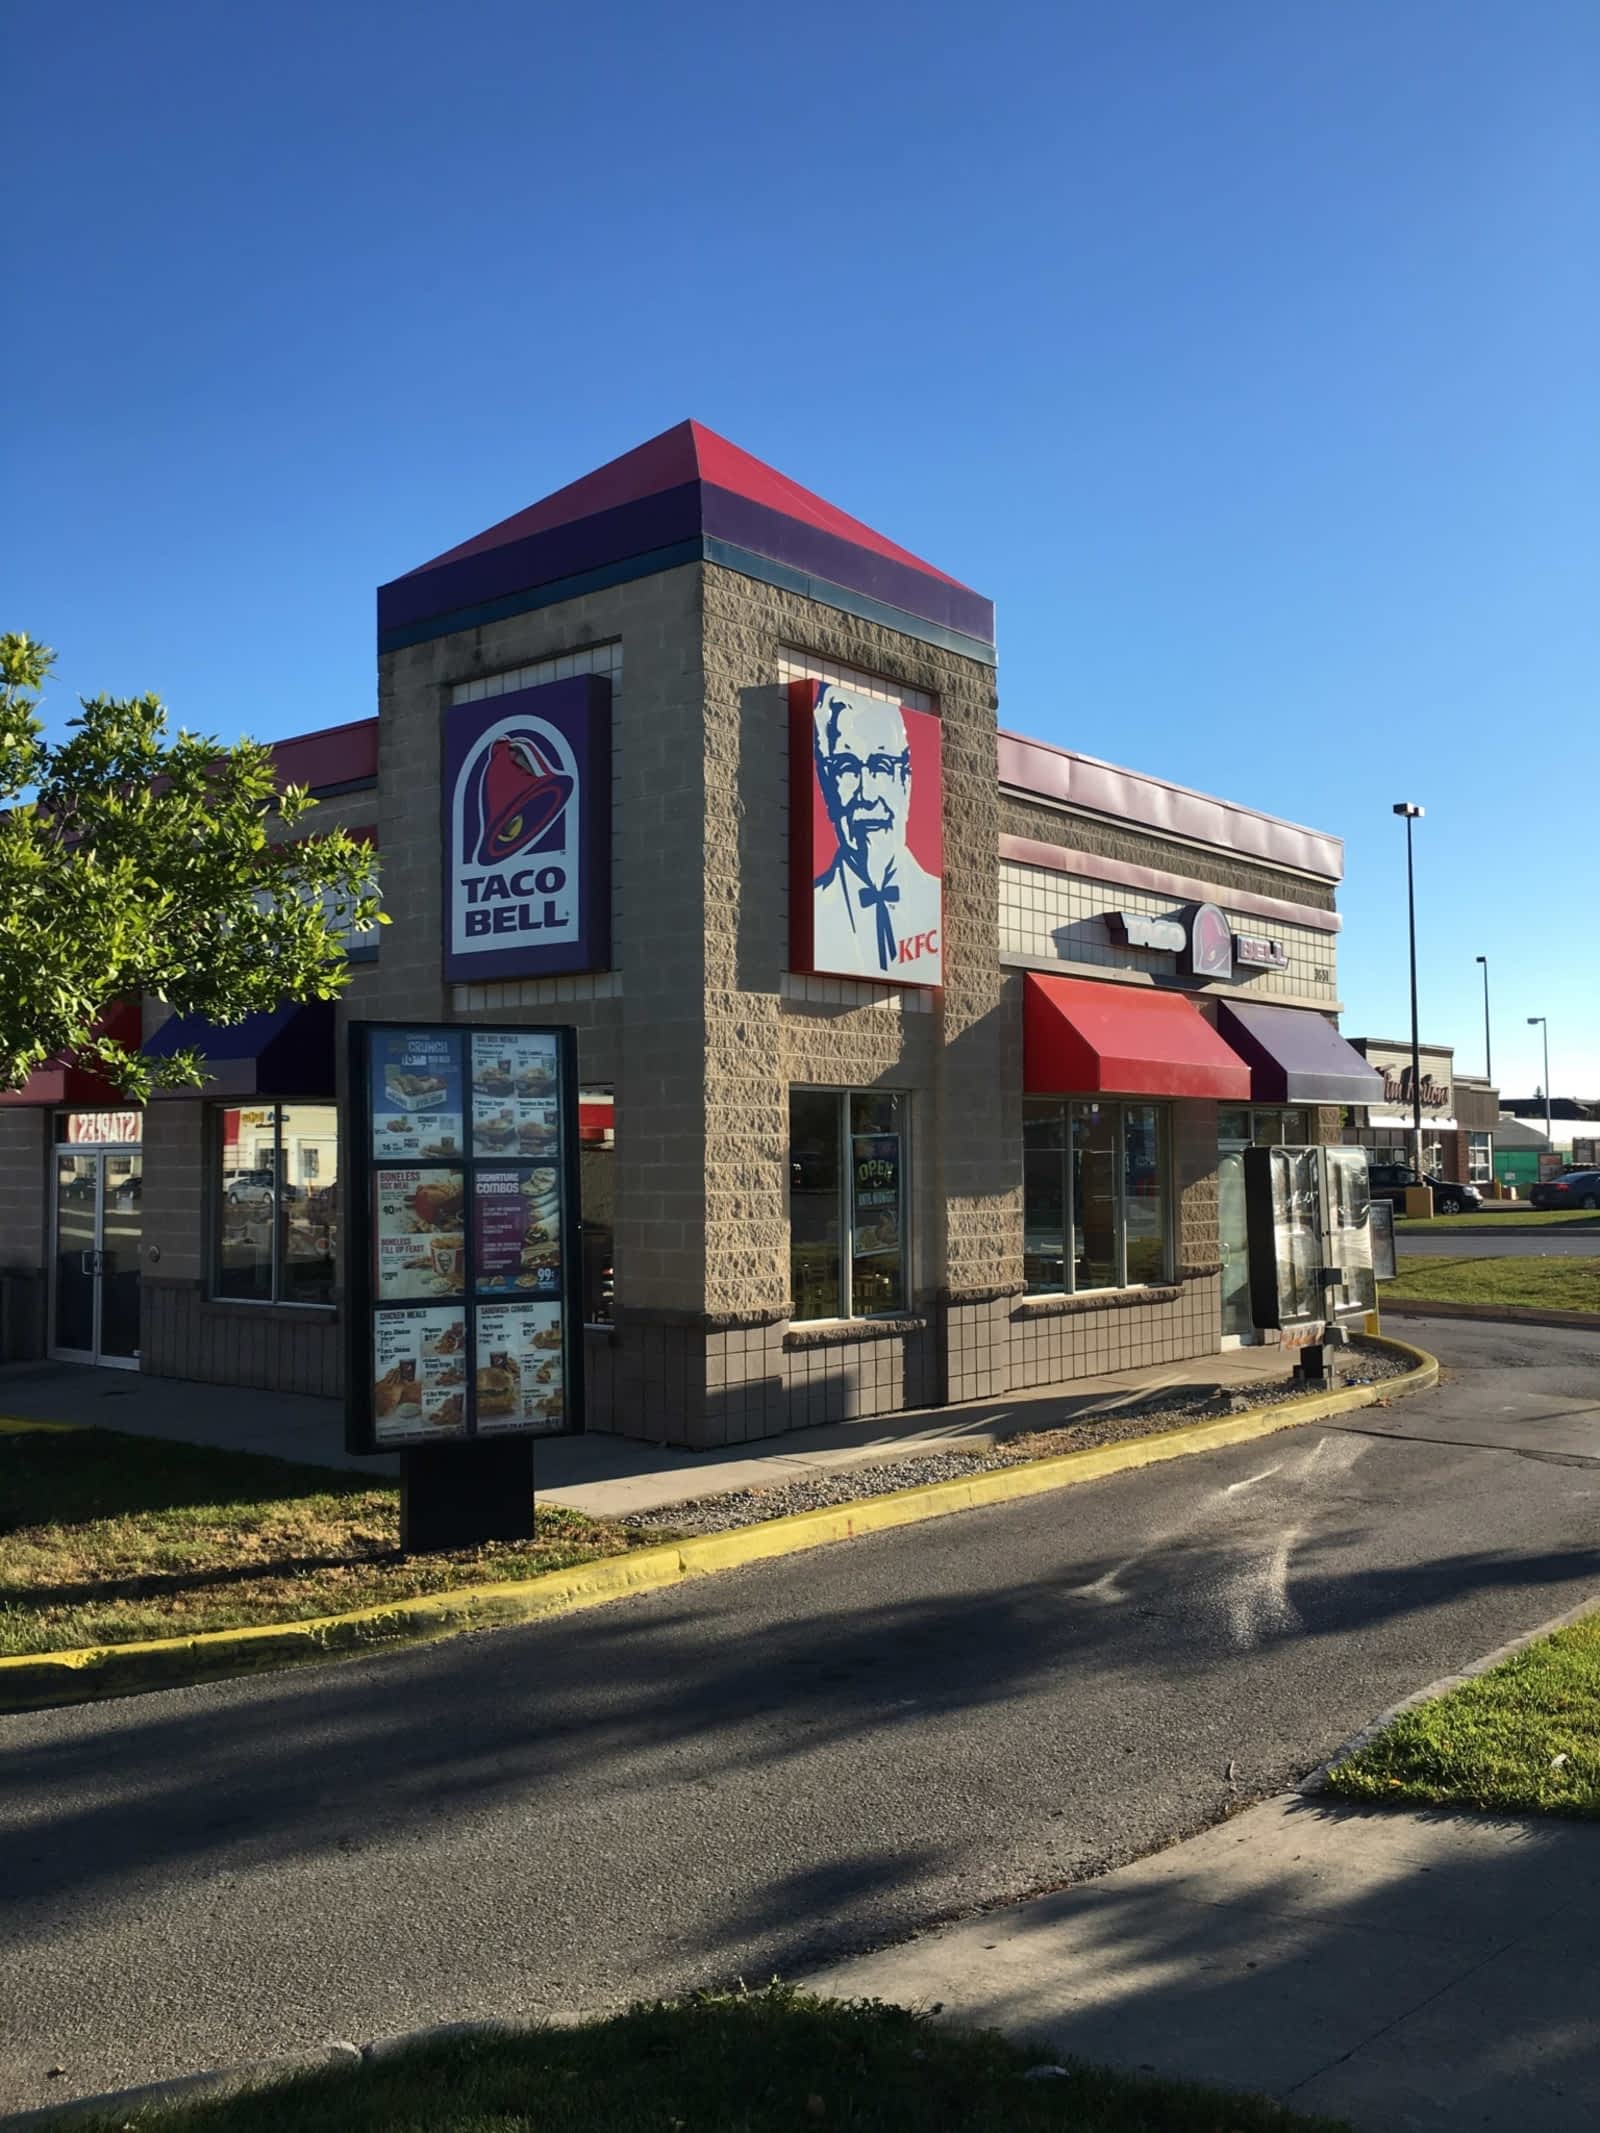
[[81, 1250, 95, 1277]]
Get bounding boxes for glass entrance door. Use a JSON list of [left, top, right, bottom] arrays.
[[51, 1150, 143, 1367], [100, 1153, 143, 1361], [53, 1154, 99, 1358]]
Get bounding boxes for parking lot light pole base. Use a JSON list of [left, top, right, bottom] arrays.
[[401, 1438, 536, 1554]]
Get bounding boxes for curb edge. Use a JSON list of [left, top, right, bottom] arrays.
[[0, 1338, 1438, 1716], [1302, 1588, 1600, 1793]]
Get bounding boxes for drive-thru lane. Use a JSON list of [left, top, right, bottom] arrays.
[[3, 1319, 1597, 2113]]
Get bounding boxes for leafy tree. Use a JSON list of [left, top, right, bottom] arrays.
[[0, 632, 383, 1099]]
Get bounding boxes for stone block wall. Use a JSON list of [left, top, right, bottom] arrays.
[[0, 1106, 48, 1358], [999, 794, 1340, 915], [688, 562, 1014, 1443]]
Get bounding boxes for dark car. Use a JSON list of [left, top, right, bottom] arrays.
[[1366, 1162, 1483, 1216], [1531, 1169, 1600, 1211]]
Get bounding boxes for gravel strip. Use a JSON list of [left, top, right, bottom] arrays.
[[633, 1343, 1413, 1539]]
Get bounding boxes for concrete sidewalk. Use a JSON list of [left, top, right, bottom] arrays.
[[805, 1792, 1600, 2131], [0, 1340, 1336, 1519]]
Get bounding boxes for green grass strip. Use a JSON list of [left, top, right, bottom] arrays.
[[48, 1988, 1355, 2133], [0, 1422, 656, 1656], [1383, 1254, 1600, 1314], [1330, 1614, 1600, 1817]]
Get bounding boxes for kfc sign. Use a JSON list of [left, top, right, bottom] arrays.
[[442, 675, 611, 983], [789, 679, 943, 987]]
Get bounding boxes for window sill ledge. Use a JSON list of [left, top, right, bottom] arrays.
[[1013, 1285, 1181, 1321], [202, 1296, 340, 1320], [784, 1315, 929, 1351]]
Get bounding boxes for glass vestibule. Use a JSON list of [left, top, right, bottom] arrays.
[[1218, 1105, 1314, 1341]]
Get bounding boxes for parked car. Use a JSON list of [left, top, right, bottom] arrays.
[[1365, 1162, 1483, 1216], [1531, 1169, 1600, 1211], [224, 1172, 306, 1209]]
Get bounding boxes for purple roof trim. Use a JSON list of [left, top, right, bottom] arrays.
[[379, 482, 995, 647], [379, 485, 704, 634], [700, 488, 994, 644], [999, 732, 1344, 882]]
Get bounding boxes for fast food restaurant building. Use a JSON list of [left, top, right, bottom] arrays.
[[0, 422, 1383, 1445]]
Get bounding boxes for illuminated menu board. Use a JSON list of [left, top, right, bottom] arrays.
[[347, 1023, 583, 1453]]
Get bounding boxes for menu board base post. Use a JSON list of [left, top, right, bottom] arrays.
[[400, 1438, 536, 1555]]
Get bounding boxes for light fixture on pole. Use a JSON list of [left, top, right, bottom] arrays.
[[1528, 1015, 1552, 1156], [1475, 955, 1491, 1084], [1393, 803, 1426, 1177]]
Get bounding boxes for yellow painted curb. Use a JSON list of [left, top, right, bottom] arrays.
[[0, 1337, 1437, 1714]]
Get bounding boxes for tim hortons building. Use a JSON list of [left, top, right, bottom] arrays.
[[0, 422, 1384, 1444]]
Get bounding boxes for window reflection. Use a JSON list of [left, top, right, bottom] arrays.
[[216, 1103, 338, 1305], [1022, 1099, 1173, 1296], [789, 1089, 843, 1320]]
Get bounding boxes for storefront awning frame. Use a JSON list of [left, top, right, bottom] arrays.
[[1023, 972, 1252, 1100], [142, 1000, 337, 1099], [1212, 1000, 1386, 1108]]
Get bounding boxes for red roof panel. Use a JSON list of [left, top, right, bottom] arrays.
[[408, 420, 972, 590]]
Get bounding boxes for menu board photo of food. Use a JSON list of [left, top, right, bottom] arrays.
[[371, 1030, 465, 1161], [352, 1023, 582, 1454], [474, 1301, 565, 1434], [375, 1169, 465, 1301], [372, 1305, 469, 1444], [472, 1166, 562, 1297], [471, 1032, 561, 1159]]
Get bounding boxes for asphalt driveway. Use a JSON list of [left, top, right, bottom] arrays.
[[2, 1317, 1597, 2114]]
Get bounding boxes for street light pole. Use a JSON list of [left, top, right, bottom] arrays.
[[1528, 1015, 1551, 1157], [1475, 955, 1491, 1084], [1393, 804, 1425, 1177]]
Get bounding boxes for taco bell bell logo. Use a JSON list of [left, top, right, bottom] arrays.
[[443, 674, 611, 981]]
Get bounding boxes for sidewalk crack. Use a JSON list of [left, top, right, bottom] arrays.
[[1282, 1937, 1512, 2099]]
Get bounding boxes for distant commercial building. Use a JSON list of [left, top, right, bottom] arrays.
[[1340, 1040, 1496, 1185]]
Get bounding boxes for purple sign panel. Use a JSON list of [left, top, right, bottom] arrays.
[[442, 673, 611, 983]]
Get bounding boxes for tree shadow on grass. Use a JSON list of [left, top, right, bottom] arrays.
[[51, 1991, 1364, 2133], [0, 1426, 376, 1531]]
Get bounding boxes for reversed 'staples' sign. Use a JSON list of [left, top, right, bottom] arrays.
[[789, 678, 943, 987], [443, 674, 611, 984]]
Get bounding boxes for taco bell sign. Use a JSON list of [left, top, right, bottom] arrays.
[[442, 674, 611, 982]]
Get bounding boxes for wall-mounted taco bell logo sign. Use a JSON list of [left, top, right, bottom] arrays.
[[442, 674, 611, 983], [1183, 902, 1235, 981], [788, 678, 943, 988]]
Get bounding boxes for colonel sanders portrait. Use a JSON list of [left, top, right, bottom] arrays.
[[810, 683, 941, 981]]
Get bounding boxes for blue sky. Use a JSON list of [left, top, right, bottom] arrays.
[[9, 1, 1597, 1098]]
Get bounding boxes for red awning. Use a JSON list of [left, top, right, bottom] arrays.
[[0, 998, 143, 1108], [1024, 973, 1251, 1099]]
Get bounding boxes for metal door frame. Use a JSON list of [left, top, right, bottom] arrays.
[[48, 1145, 142, 1370]]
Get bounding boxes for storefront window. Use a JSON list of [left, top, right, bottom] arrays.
[[216, 1104, 338, 1306], [1024, 1098, 1172, 1295], [788, 1088, 907, 1320], [1123, 1104, 1168, 1284], [1468, 1132, 1492, 1184], [1072, 1102, 1120, 1290]]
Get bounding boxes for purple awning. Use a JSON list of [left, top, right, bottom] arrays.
[[144, 1001, 336, 1099], [1213, 1001, 1384, 1107]]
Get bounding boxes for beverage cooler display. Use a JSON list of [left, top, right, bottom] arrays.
[[1242, 1145, 1380, 1335], [347, 1023, 583, 1453]]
